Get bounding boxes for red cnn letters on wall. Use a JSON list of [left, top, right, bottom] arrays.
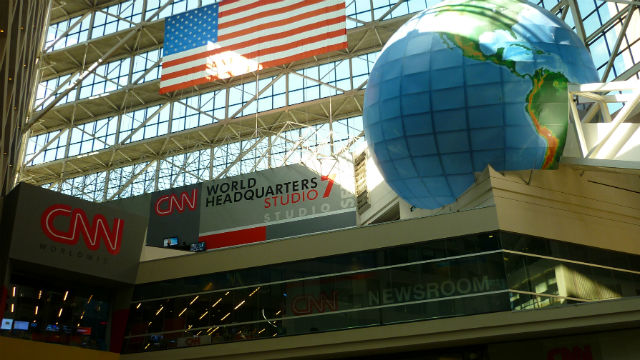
[[40, 204, 124, 255], [154, 188, 198, 216]]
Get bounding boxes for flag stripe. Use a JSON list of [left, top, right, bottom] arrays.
[[161, 25, 345, 82], [161, 36, 347, 90], [258, 41, 348, 70], [161, 33, 346, 88], [218, 2, 344, 42], [162, 21, 345, 80], [160, 36, 347, 90], [160, 42, 347, 94], [160, 75, 216, 95], [219, 0, 291, 19], [219, 0, 325, 25], [215, 0, 244, 9], [160, 0, 347, 93], [162, 2, 342, 63], [162, 13, 345, 70]]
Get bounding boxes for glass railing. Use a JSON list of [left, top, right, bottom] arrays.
[[122, 290, 510, 353], [121, 232, 640, 353], [122, 290, 610, 353]]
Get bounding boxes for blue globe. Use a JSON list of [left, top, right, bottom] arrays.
[[363, 0, 599, 209]]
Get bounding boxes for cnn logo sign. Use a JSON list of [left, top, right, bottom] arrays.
[[154, 188, 198, 216], [40, 204, 124, 255]]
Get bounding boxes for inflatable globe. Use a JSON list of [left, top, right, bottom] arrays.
[[363, 0, 598, 209]]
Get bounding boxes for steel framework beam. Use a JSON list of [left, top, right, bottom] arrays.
[[16, 0, 640, 200], [569, 80, 640, 159]]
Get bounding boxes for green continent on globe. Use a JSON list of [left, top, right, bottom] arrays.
[[526, 69, 569, 169], [434, 0, 570, 169], [438, 33, 519, 75]]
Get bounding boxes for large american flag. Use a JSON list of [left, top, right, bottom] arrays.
[[160, 0, 347, 94]]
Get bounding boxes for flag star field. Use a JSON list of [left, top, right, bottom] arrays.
[[160, 0, 348, 94], [164, 4, 219, 56]]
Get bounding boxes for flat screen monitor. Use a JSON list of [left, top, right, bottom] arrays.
[[163, 237, 179, 247], [190, 242, 206, 252], [13, 321, 29, 331], [45, 324, 59, 332], [77, 326, 92, 335], [150, 335, 163, 343], [1, 318, 13, 330]]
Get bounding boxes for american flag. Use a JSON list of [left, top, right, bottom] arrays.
[[160, 0, 348, 94]]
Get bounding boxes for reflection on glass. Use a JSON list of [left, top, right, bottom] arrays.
[[0, 284, 109, 350], [121, 232, 640, 353]]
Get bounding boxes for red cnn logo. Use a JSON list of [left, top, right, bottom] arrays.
[[41, 204, 124, 255], [291, 291, 338, 315], [154, 188, 198, 216]]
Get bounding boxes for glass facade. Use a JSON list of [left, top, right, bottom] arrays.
[[122, 231, 640, 353], [25, 0, 640, 199], [29, 51, 373, 168]]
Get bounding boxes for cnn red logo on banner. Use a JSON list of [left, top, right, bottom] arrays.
[[40, 204, 124, 255], [154, 188, 198, 216]]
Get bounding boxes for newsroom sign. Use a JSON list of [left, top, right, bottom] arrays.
[[282, 255, 508, 334], [145, 163, 356, 248], [8, 183, 146, 283]]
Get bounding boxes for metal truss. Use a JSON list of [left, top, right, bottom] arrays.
[[569, 80, 640, 160], [16, 0, 640, 201]]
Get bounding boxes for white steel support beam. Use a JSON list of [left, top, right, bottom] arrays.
[[586, 90, 640, 158], [23, 128, 68, 166], [107, 159, 157, 200], [16, 0, 640, 200], [214, 136, 266, 180], [600, 6, 635, 81], [25, 0, 177, 132], [43, 12, 91, 53], [119, 102, 169, 144], [164, 154, 206, 186], [30, 13, 410, 135], [33, 71, 78, 110], [585, 4, 634, 44], [249, 124, 292, 173], [280, 126, 322, 166], [25, 29, 139, 131], [228, 74, 284, 120], [567, 0, 587, 44], [568, 80, 640, 160]]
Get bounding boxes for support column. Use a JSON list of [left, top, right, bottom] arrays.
[[0, 0, 51, 320], [109, 285, 135, 353], [1, 0, 51, 196]]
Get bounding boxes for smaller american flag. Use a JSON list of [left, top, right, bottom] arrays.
[[160, 0, 348, 94]]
